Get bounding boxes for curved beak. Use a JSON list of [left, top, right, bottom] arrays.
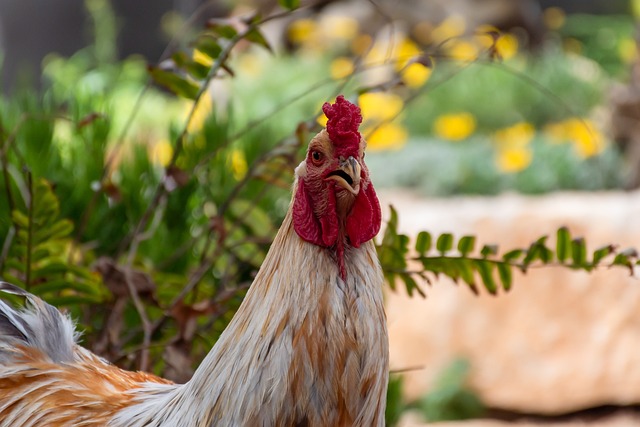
[[325, 156, 361, 195]]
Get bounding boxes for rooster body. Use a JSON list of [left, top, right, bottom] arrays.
[[0, 96, 388, 426]]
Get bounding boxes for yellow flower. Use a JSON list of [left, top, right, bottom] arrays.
[[543, 7, 566, 30], [432, 15, 466, 43], [619, 38, 638, 64], [317, 107, 328, 127], [359, 92, 404, 122], [543, 118, 606, 158], [496, 146, 533, 173], [570, 121, 606, 158], [495, 34, 518, 60], [448, 40, 478, 62], [475, 27, 518, 60], [401, 62, 432, 87], [493, 122, 535, 147], [351, 34, 373, 55], [433, 112, 476, 141], [288, 19, 318, 44], [330, 56, 355, 80], [230, 149, 248, 180], [395, 38, 421, 70], [320, 15, 359, 40], [365, 123, 408, 151], [151, 139, 173, 167], [186, 94, 213, 134]]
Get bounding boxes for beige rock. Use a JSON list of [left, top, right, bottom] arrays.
[[379, 190, 640, 416], [402, 411, 640, 426]]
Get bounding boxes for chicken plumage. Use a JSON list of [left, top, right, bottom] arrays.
[[0, 95, 388, 426]]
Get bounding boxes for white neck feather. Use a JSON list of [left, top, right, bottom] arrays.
[[111, 209, 388, 427]]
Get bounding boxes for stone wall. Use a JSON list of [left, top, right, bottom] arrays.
[[380, 190, 640, 421]]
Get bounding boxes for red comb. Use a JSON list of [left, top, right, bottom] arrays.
[[322, 95, 362, 157]]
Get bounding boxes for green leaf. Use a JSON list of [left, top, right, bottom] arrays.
[[592, 244, 615, 265], [400, 273, 424, 298], [172, 52, 210, 80], [194, 35, 222, 60], [147, 65, 199, 100], [33, 219, 73, 243], [496, 263, 513, 291], [612, 253, 633, 271], [457, 259, 475, 287], [457, 236, 476, 256], [475, 260, 497, 295], [522, 236, 552, 267], [278, 0, 300, 10], [480, 244, 498, 258], [556, 227, 571, 263], [571, 238, 587, 267], [245, 28, 272, 52], [207, 22, 238, 39], [11, 211, 30, 229], [436, 233, 453, 255], [415, 231, 432, 256], [502, 249, 523, 262]]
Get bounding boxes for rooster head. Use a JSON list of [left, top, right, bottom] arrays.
[[293, 95, 381, 257]]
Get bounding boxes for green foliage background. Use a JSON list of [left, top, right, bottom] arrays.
[[0, 0, 639, 424]]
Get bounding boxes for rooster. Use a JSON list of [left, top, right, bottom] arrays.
[[0, 95, 388, 427]]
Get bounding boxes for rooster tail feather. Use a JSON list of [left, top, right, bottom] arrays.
[[0, 281, 79, 364]]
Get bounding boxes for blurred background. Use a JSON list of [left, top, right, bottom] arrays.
[[2, 0, 640, 426]]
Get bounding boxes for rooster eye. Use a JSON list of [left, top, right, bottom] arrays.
[[310, 151, 323, 165]]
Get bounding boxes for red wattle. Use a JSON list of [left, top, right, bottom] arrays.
[[346, 182, 382, 248], [293, 181, 339, 248]]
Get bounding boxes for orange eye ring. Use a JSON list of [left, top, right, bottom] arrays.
[[310, 150, 323, 165]]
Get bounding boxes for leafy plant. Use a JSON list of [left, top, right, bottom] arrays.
[[378, 206, 640, 296], [1, 176, 105, 307], [418, 358, 485, 422]]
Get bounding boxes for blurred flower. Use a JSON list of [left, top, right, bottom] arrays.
[[447, 40, 478, 62], [288, 19, 318, 45], [475, 26, 519, 60], [186, 93, 213, 134], [401, 62, 432, 87], [151, 139, 173, 167], [358, 92, 408, 151], [330, 56, 355, 79], [544, 118, 606, 158], [493, 122, 535, 173], [619, 38, 638, 64], [392, 37, 432, 87], [543, 7, 566, 30], [563, 38, 582, 55], [493, 122, 535, 147], [432, 15, 466, 43], [351, 34, 373, 55], [317, 100, 329, 127], [320, 15, 359, 41], [359, 92, 404, 121], [433, 112, 476, 141], [495, 34, 519, 60], [395, 38, 421, 69], [230, 149, 248, 180], [366, 123, 408, 151], [289, 16, 358, 54], [496, 146, 533, 173]]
